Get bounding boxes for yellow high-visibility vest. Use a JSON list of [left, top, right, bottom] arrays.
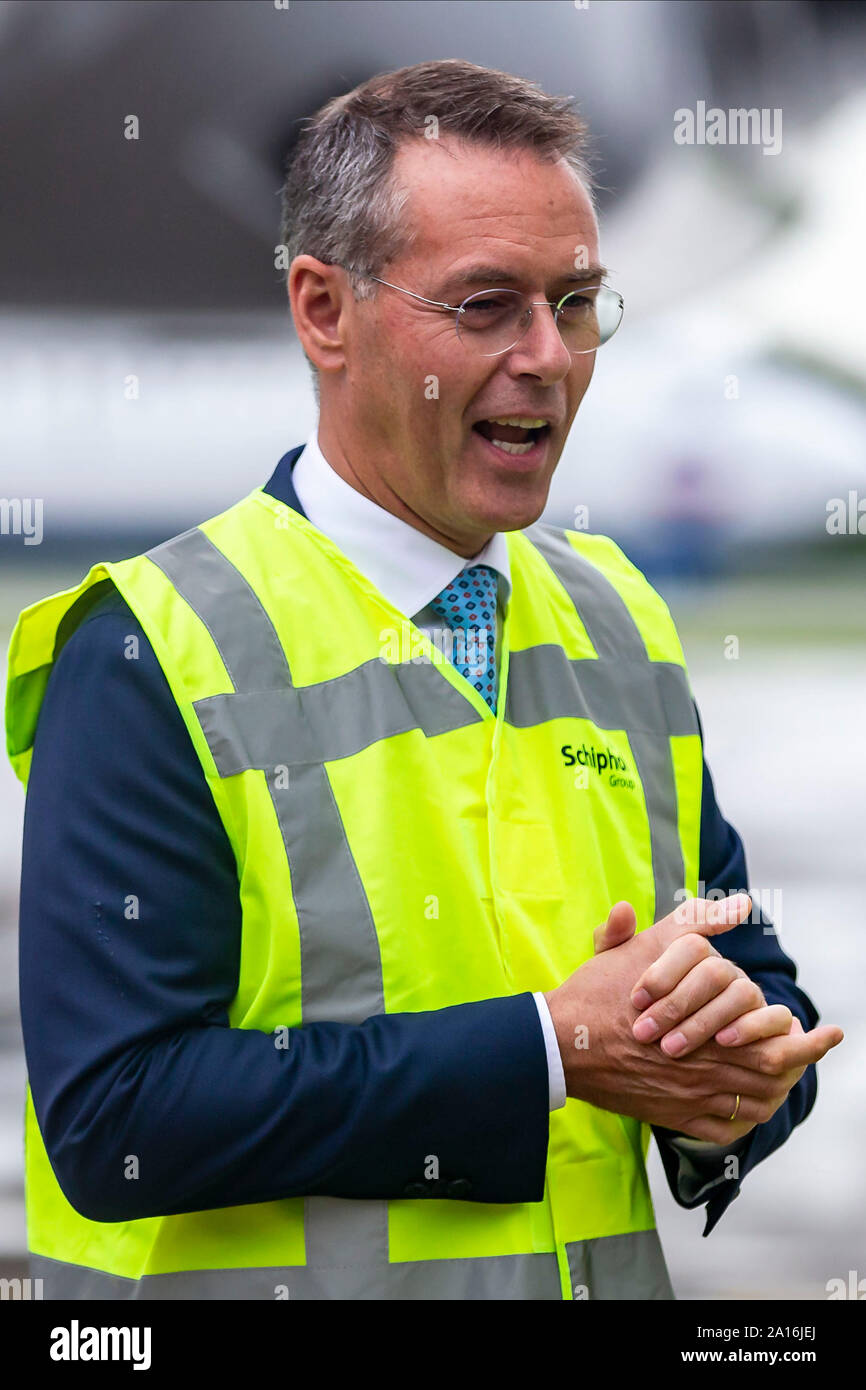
[[5, 484, 702, 1299]]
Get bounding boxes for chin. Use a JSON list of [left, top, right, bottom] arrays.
[[471, 478, 551, 533]]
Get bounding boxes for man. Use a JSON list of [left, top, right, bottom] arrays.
[[7, 60, 841, 1301]]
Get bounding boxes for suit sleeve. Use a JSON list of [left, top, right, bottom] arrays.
[[652, 704, 821, 1235], [18, 590, 549, 1222]]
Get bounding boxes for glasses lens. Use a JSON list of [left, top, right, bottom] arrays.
[[456, 290, 530, 355], [555, 286, 623, 353], [456, 286, 623, 355]]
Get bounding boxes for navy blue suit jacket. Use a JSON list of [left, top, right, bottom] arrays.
[[18, 446, 821, 1238]]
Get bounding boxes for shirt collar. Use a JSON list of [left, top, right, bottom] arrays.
[[290, 429, 512, 618]]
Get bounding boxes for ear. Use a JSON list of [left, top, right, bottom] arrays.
[[288, 256, 350, 379]]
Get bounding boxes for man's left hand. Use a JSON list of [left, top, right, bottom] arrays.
[[594, 898, 788, 1058]]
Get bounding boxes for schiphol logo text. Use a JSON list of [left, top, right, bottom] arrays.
[[561, 743, 635, 791]]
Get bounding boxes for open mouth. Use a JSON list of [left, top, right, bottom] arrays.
[[472, 418, 551, 460]]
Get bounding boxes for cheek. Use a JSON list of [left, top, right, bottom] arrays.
[[577, 354, 597, 389], [411, 318, 489, 402], [567, 357, 596, 408], [393, 311, 454, 366]]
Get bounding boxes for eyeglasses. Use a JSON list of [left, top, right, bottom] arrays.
[[353, 272, 623, 356]]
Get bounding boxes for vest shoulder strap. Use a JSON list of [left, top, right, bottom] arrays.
[[521, 521, 688, 668]]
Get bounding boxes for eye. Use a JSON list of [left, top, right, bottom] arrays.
[[556, 291, 597, 321], [460, 293, 519, 322]]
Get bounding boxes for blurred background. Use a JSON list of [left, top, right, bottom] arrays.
[[1, 0, 864, 1298]]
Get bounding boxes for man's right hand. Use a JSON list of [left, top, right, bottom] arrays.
[[544, 896, 843, 1142]]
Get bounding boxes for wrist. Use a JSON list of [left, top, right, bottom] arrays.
[[544, 982, 595, 1103]]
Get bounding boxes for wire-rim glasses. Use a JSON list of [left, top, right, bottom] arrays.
[[359, 273, 623, 356]]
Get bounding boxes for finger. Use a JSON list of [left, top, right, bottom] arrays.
[[715, 1004, 793, 1047], [715, 1009, 804, 1057], [665, 1059, 786, 1103], [654, 976, 768, 1056], [630, 933, 720, 1012], [631, 955, 745, 1044], [711, 1023, 844, 1075], [662, 893, 752, 945], [704, 1091, 785, 1126], [593, 900, 637, 954], [677, 1115, 758, 1145]]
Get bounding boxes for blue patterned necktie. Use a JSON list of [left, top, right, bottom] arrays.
[[429, 563, 499, 712]]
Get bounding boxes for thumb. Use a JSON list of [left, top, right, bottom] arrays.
[[594, 900, 637, 954], [659, 892, 752, 945]]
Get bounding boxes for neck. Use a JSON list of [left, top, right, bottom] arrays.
[[315, 420, 492, 558]]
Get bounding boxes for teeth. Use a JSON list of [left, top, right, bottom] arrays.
[[488, 416, 548, 427], [489, 438, 536, 455]]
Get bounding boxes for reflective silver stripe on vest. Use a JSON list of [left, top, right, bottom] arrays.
[[566, 1229, 674, 1300], [524, 524, 697, 919], [148, 528, 291, 692], [195, 659, 482, 774], [149, 529, 390, 1024], [30, 1228, 672, 1300], [147, 529, 391, 1276], [504, 645, 695, 736]]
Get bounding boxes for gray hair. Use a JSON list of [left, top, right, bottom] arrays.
[[280, 59, 596, 402]]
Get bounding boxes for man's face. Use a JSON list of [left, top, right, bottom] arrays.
[[320, 136, 602, 554]]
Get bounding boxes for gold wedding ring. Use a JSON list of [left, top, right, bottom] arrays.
[[729, 1094, 741, 1121]]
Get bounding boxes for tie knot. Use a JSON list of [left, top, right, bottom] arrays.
[[429, 564, 498, 628]]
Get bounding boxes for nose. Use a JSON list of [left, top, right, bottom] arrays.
[[507, 300, 575, 379]]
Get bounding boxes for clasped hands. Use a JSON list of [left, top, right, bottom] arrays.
[[544, 895, 843, 1145]]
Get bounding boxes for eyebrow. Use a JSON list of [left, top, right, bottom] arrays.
[[436, 263, 609, 298]]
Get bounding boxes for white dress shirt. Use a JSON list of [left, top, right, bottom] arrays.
[[292, 430, 568, 1110]]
